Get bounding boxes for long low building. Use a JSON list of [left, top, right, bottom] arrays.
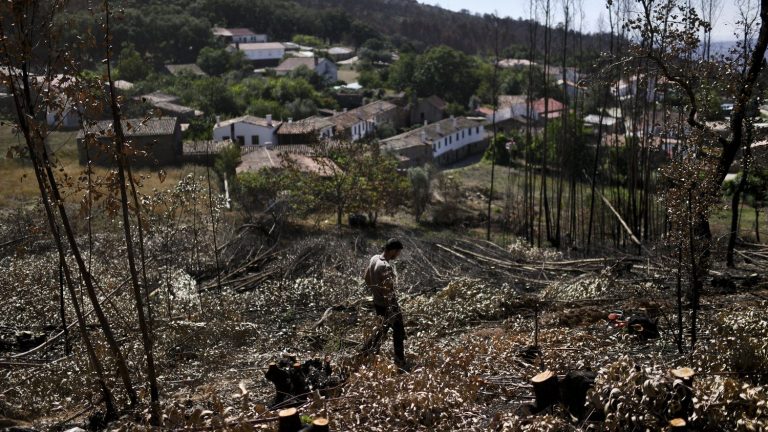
[[77, 117, 182, 166], [380, 116, 487, 167]]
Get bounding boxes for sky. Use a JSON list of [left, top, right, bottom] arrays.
[[420, 0, 746, 41]]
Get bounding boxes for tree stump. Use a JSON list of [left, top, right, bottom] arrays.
[[668, 418, 687, 430], [531, 370, 560, 412], [308, 418, 330, 432], [278, 408, 302, 432], [559, 370, 596, 420], [671, 368, 695, 421]]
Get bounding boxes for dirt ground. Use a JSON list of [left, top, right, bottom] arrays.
[[1, 213, 767, 431]]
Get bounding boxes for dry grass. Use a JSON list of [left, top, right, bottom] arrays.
[[0, 124, 211, 208]]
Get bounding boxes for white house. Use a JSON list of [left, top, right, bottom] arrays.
[[428, 117, 486, 162], [213, 27, 267, 44], [498, 95, 529, 117], [213, 115, 282, 146], [274, 57, 338, 83], [229, 42, 285, 65]]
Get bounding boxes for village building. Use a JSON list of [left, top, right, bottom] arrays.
[[481, 107, 526, 135], [212, 27, 268, 44], [380, 116, 487, 167], [77, 117, 182, 166], [135, 91, 202, 122], [274, 57, 338, 83], [497, 58, 540, 69], [276, 116, 335, 145], [409, 95, 447, 126], [328, 100, 402, 142], [164, 64, 207, 77], [558, 79, 587, 100], [236, 145, 338, 178], [530, 97, 566, 120], [228, 42, 285, 67], [497, 95, 566, 122], [327, 46, 355, 62], [583, 114, 623, 134], [547, 66, 581, 83], [213, 114, 282, 146]]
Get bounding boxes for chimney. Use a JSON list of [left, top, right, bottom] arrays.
[[343, 108, 348, 113], [436, 122, 441, 133], [424, 120, 428, 127], [421, 130, 427, 142], [288, 117, 293, 123], [215, 115, 221, 126], [451, 115, 456, 128], [266, 114, 272, 126]]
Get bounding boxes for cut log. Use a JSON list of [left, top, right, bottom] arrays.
[[308, 418, 329, 432], [531, 370, 560, 412], [669, 418, 687, 430], [671, 368, 695, 383], [278, 408, 302, 432]]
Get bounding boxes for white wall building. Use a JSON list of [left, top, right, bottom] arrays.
[[429, 117, 486, 160], [213, 115, 282, 146], [229, 42, 285, 62], [213, 28, 267, 44]]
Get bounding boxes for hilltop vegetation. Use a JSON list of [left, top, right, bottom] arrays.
[[59, 0, 606, 69]]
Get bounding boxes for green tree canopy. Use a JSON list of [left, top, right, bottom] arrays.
[[117, 43, 150, 82]]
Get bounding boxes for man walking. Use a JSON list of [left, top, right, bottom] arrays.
[[361, 238, 409, 371]]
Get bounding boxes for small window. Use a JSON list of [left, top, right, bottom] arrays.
[[468, 128, 472, 136], [462, 131, 465, 138], [222, 135, 230, 140], [432, 143, 436, 151], [251, 135, 259, 145], [476, 127, 480, 134]]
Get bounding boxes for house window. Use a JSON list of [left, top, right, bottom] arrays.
[[251, 135, 259, 145], [223, 135, 230, 141], [432, 143, 436, 151], [468, 129, 472, 136], [476, 127, 480, 134], [236, 135, 244, 145], [456, 133, 459, 140], [449, 136, 452, 144], [462, 131, 465, 138]]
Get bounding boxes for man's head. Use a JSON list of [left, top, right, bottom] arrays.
[[382, 238, 403, 260]]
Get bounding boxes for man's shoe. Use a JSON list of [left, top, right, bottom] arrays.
[[394, 357, 410, 373]]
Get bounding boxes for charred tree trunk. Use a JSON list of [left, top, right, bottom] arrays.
[[103, 0, 160, 423]]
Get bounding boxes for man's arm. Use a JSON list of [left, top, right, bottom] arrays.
[[363, 264, 371, 286], [381, 266, 396, 302]]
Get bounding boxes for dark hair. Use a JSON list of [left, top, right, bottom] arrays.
[[383, 238, 404, 251]]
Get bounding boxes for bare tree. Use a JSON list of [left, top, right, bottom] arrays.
[[101, 0, 161, 423]]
